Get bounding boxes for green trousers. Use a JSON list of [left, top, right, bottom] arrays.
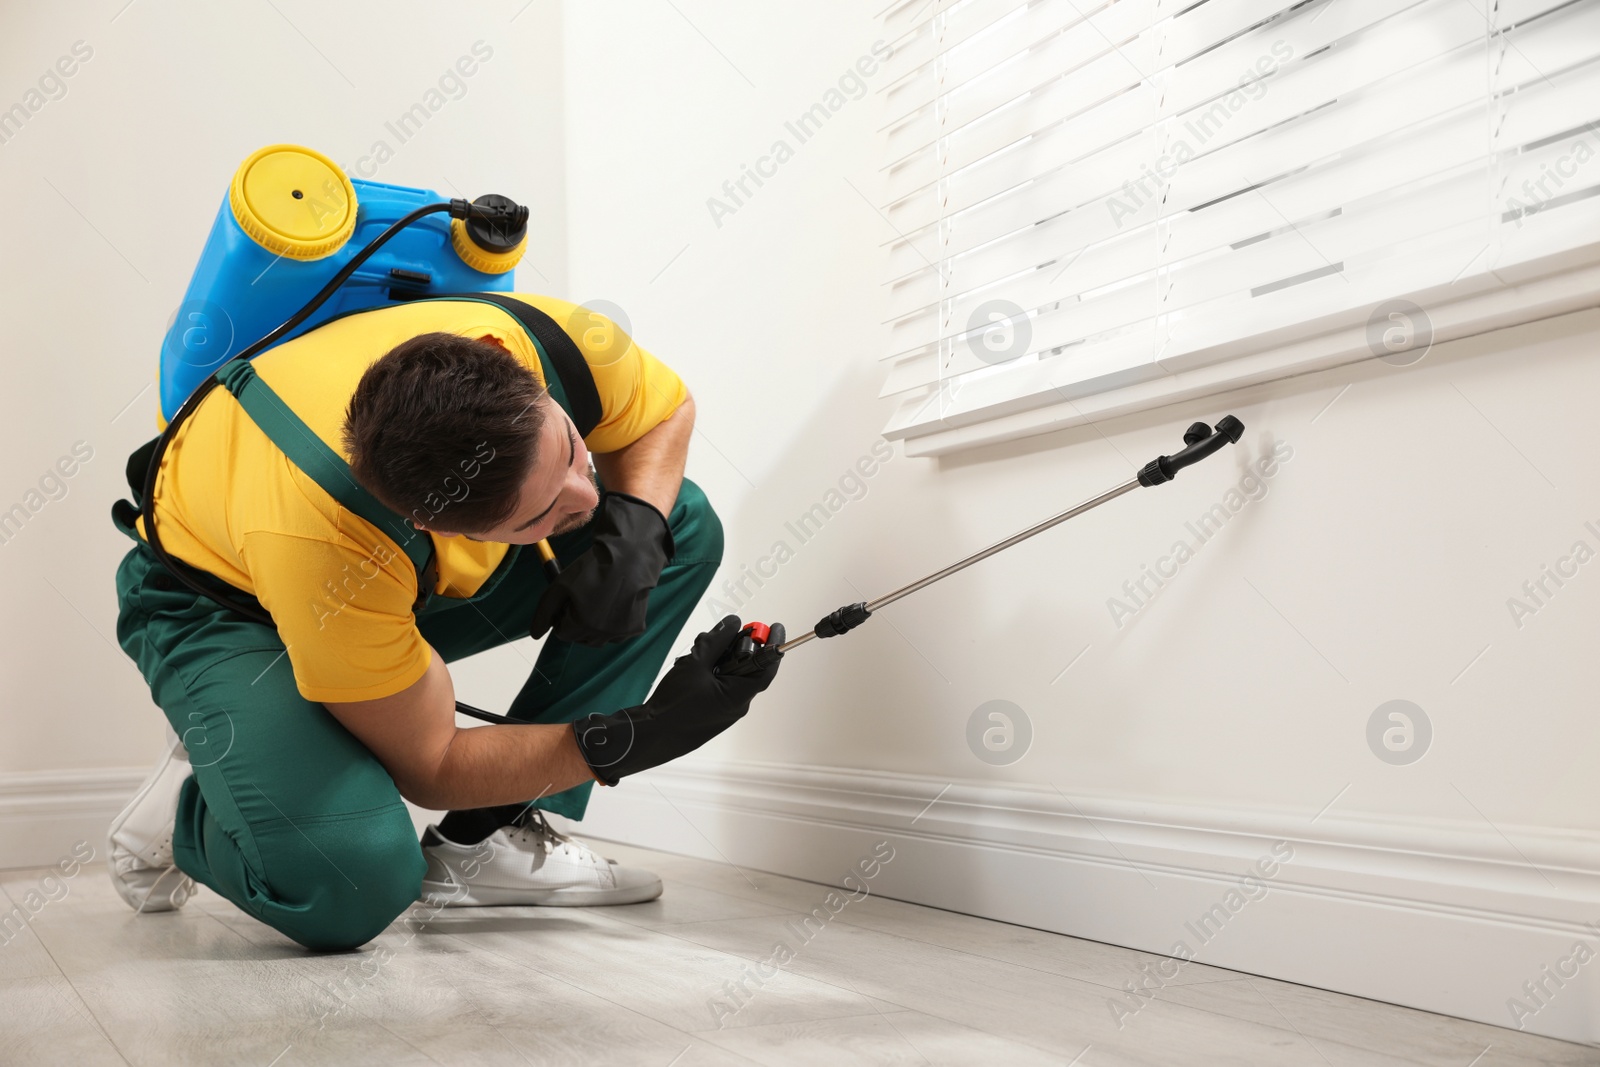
[[111, 479, 723, 951]]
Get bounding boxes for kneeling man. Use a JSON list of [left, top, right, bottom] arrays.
[[106, 294, 783, 950]]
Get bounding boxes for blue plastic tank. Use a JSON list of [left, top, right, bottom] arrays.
[[160, 144, 524, 423]]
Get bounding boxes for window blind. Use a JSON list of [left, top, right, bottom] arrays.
[[874, 0, 1600, 447]]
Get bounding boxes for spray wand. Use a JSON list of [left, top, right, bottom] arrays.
[[711, 415, 1245, 677]]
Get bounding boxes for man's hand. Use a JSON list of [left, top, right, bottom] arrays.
[[528, 491, 674, 647], [571, 615, 786, 785]]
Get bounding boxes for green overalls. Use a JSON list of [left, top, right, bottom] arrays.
[[109, 303, 724, 951]]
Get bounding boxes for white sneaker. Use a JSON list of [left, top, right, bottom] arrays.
[[107, 727, 197, 913], [419, 810, 662, 907]]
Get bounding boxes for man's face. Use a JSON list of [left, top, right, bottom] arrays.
[[420, 394, 600, 545]]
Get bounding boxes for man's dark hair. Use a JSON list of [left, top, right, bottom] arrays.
[[343, 332, 548, 533]]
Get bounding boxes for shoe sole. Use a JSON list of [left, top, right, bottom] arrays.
[[419, 876, 663, 907], [107, 744, 194, 913], [110, 862, 195, 914]]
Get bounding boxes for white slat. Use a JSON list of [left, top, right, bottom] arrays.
[[883, 0, 1053, 89]]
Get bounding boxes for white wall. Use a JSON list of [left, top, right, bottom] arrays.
[[559, 0, 1600, 1044], [0, 0, 567, 835]]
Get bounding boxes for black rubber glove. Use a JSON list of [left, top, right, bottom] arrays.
[[572, 615, 786, 786], [529, 491, 674, 647]]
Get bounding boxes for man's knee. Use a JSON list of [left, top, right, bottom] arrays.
[[264, 806, 425, 953], [667, 477, 723, 565]]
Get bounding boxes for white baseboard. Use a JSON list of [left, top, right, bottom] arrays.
[[569, 759, 1600, 1046], [0, 768, 145, 871]]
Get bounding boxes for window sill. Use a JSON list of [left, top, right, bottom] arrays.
[[885, 241, 1600, 458]]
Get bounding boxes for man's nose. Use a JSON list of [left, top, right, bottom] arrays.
[[573, 470, 600, 510]]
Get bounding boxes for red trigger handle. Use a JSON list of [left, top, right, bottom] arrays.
[[714, 620, 772, 677]]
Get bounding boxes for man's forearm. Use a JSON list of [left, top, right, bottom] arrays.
[[591, 393, 695, 519], [419, 721, 597, 810], [326, 650, 598, 811]]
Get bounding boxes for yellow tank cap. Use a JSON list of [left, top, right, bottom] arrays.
[[450, 217, 526, 274], [229, 145, 358, 261]]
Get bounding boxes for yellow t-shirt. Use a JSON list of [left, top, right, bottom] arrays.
[[136, 294, 688, 703]]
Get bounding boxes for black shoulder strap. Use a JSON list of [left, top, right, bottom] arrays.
[[422, 293, 604, 438]]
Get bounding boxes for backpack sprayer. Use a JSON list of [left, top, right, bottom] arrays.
[[138, 144, 570, 726], [156, 145, 532, 423], [143, 144, 1244, 724]]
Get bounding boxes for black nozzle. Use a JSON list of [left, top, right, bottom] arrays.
[[1137, 415, 1246, 487], [450, 194, 529, 253]]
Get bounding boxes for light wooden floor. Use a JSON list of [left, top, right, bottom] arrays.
[[3, 840, 1595, 1067]]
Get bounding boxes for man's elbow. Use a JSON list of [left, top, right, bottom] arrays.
[[393, 774, 448, 812], [376, 757, 445, 809], [391, 733, 460, 810]]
